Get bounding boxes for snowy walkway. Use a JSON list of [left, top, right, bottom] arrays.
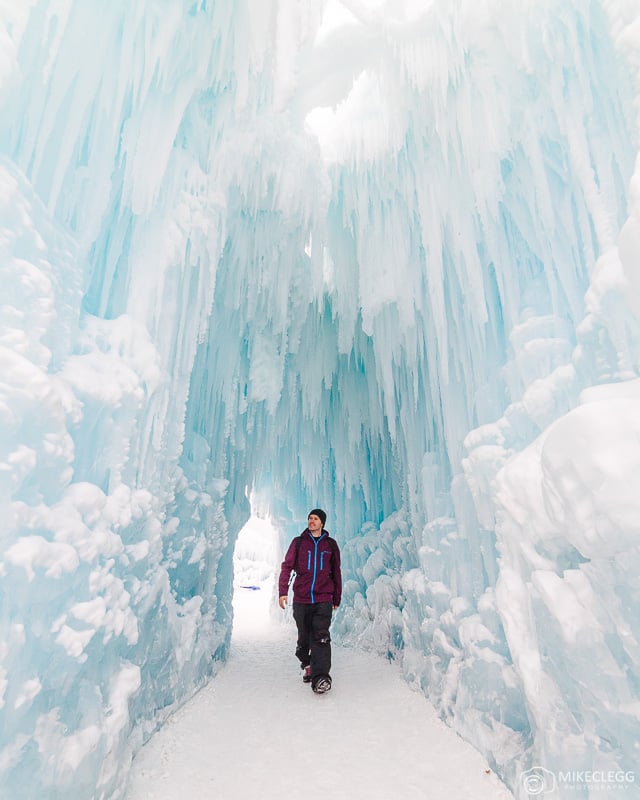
[[126, 587, 513, 800]]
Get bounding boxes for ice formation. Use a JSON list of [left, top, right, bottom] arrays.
[[1, 1, 640, 798]]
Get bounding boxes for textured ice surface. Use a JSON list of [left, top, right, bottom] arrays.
[[1, 1, 640, 799]]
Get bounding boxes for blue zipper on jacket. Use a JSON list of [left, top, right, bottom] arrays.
[[309, 532, 326, 603]]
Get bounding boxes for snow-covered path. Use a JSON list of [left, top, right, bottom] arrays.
[[126, 587, 513, 800]]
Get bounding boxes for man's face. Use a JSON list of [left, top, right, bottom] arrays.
[[308, 514, 323, 533]]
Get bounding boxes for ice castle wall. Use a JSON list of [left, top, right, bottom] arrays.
[[0, 3, 273, 797], [1, 2, 640, 799]]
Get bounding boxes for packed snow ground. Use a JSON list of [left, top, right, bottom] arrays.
[[126, 581, 513, 800]]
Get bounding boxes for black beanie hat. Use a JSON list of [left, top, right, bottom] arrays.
[[308, 508, 327, 527]]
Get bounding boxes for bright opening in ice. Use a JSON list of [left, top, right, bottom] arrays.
[[232, 515, 279, 634]]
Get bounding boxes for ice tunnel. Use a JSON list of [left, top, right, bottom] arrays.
[[1, 2, 640, 798]]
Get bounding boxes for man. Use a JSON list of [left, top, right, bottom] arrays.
[[278, 509, 342, 694]]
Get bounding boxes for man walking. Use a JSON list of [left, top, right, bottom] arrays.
[[278, 509, 342, 694]]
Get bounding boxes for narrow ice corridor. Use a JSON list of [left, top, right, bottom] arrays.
[[3, 4, 640, 799], [125, 546, 514, 800]]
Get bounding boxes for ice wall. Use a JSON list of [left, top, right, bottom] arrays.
[[0, 3, 311, 798], [318, 1, 640, 792], [319, 1, 640, 793], [1, 1, 640, 799]]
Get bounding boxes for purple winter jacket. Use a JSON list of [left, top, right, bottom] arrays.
[[279, 529, 342, 606]]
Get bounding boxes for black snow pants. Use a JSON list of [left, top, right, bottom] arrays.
[[292, 602, 333, 679]]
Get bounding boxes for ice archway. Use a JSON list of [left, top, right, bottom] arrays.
[[1, 2, 640, 798]]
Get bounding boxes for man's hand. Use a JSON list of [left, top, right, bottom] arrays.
[[279, 595, 288, 609]]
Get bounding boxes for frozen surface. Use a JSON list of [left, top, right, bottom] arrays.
[[1, 1, 640, 799], [126, 580, 513, 800]]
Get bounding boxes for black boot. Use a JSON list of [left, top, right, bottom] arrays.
[[312, 674, 331, 694]]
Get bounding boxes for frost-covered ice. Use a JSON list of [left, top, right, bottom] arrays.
[[1, 2, 640, 799]]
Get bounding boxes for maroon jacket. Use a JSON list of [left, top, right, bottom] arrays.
[[279, 530, 342, 606]]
